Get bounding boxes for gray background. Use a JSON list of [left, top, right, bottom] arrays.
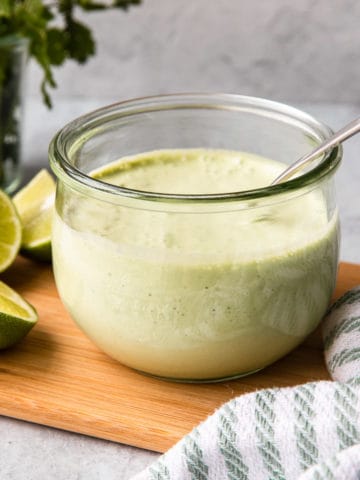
[[27, 0, 360, 103], [7, 1, 360, 478]]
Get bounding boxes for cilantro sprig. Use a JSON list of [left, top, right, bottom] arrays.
[[0, 0, 140, 107]]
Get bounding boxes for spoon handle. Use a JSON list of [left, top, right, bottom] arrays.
[[271, 117, 360, 185]]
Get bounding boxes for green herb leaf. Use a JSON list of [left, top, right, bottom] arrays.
[[76, 0, 107, 11], [113, 0, 141, 8], [47, 28, 67, 66], [0, 0, 141, 107], [0, 0, 11, 18], [66, 20, 95, 63]]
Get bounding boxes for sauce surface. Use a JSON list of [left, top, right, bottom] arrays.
[[93, 149, 285, 194]]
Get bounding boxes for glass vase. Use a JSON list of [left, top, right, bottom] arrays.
[[0, 35, 27, 194]]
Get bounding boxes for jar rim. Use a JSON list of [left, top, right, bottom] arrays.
[[49, 93, 342, 204]]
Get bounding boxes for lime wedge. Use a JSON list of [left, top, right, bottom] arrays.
[[13, 169, 55, 262], [0, 189, 22, 273], [0, 280, 38, 349]]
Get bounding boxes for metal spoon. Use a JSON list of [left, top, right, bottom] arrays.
[[271, 117, 360, 185]]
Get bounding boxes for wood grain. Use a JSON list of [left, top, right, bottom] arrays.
[[0, 259, 358, 452]]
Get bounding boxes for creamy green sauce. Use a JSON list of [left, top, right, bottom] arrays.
[[52, 149, 339, 380], [93, 149, 286, 194]]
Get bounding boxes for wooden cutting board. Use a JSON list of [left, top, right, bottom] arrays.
[[0, 258, 359, 453]]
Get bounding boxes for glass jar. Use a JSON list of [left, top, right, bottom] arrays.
[[0, 35, 28, 193], [49, 94, 341, 382]]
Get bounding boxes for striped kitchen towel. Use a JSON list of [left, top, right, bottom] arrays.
[[132, 286, 360, 480]]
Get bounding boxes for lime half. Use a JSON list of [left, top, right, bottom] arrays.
[[13, 169, 55, 262], [0, 280, 38, 349], [0, 189, 22, 273]]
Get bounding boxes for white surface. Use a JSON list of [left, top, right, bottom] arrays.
[[1, 99, 360, 479], [1, 417, 157, 480]]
